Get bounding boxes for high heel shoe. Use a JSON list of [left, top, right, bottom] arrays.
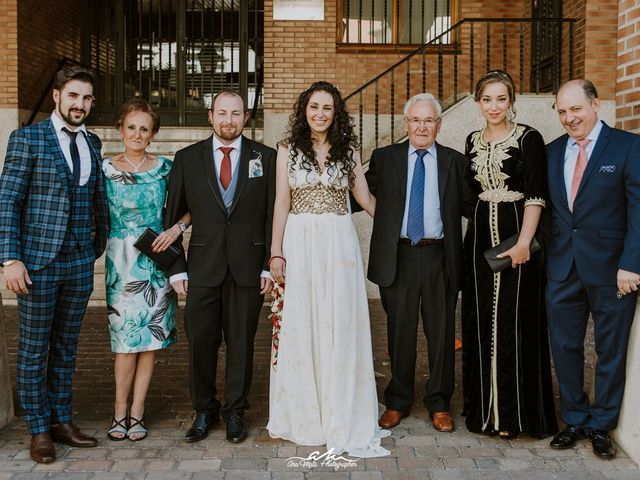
[[127, 416, 148, 441], [107, 416, 128, 441]]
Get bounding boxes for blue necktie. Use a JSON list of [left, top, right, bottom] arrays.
[[62, 127, 82, 186], [407, 149, 428, 245]]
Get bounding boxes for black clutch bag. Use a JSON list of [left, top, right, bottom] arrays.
[[133, 228, 181, 272], [483, 233, 541, 273]]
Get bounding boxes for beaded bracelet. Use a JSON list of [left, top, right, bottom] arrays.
[[268, 255, 286, 268]]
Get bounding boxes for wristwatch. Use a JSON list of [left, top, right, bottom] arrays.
[[176, 221, 187, 233], [2, 260, 16, 267]]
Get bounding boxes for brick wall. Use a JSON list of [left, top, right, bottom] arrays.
[[17, 0, 87, 112], [616, 0, 640, 132], [264, 0, 534, 115], [0, 0, 18, 108]]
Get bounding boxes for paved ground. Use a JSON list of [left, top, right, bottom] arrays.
[[1, 301, 638, 479]]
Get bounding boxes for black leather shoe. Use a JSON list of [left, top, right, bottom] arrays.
[[591, 430, 616, 459], [185, 410, 219, 443], [225, 414, 247, 443], [550, 425, 584, 449]]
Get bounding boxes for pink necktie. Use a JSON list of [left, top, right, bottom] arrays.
[[569, 138, 590, 211], [219, 147, 233, 190]]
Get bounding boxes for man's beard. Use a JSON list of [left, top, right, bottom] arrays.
[[59, 106, 87, 126], [214, 124, 241, 142]]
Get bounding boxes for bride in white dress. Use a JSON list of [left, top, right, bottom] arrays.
[[267, 81, 390, 458]]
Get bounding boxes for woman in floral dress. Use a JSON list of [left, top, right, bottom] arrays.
[[103, 99, 189, 441]]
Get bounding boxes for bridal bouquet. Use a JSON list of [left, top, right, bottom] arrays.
[[270, 281, 285, 369]]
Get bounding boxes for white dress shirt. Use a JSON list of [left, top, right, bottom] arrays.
[[51, 111, 91, 186], [401, 143, 444, 240], [563, 119, 603, 204]]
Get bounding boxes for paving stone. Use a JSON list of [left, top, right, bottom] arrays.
[[395, 435, 438, 447], [190, 473, 224, 480], [109, 459, 146, 471], [0, 460, 34, 472], [143, 473, 193, 480], [93, 473, 146, 480], [32, 460, 67, 472], [47, 474, 95, 480], [534, 448, 582, 459], [415, 446, 460, 458], [221, 458, 268, 470], [351, 472, 385, 480], [202, 446, 235, 459], [428, 472, 466, 480], [530, 458, 563, 470], [383, 471, 432, 480], [461, 471, 510, 479], [502, 448, 535, 459], [109, 448, 142, 459], [276, 446, 298, 458], [474, 457, 499, 469], [496, 458, 531, 471], [603, 472, 640, 480], [364, 457, 398, 471], [399, 455, 445, 469], [224, 473, 270, 480], [160, 447, 206, 460], [305, 473, 351, 479], [271, 473, 305, 480], [176, 459, 222, 471], [442, 458, 477, 469], [459, 447, 504, 458], [145, 460, 177, 471], [233, 446, 277, 458], [508, 472, 559, 480], [557, 473, 608, 480], [63, 447, 110, 459], [64, 459, 114, 471], [10, 474, 49, 480], [437, 435, 482, 447]]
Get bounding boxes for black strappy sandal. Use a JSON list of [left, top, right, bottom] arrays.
[[108, 416, 128, 441], [127, 416, 148, 441]]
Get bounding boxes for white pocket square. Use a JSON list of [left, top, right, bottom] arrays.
[[249, 158, 263, 178], [599, 165, 616, 173]]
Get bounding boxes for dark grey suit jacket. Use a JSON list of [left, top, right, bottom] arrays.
[[365, 140, 470, 291], [164, 135, 276, 287]]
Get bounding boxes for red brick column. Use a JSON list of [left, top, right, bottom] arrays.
[[616, 0, 640, 132]]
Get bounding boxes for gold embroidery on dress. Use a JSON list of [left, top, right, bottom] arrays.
[[470, 125, 525, 193], [290, 184, 348, 215], [524, 197, 546, 208]]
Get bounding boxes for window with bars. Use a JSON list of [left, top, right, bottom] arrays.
[[340, 0, 454, 45]]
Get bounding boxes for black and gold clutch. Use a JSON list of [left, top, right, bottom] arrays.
[[483, 233, 541, 273]]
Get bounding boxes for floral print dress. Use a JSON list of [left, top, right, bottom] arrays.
[[102, 156, 177, 353]]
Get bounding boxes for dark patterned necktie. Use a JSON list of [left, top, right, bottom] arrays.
[[62, 127, 82, 186]]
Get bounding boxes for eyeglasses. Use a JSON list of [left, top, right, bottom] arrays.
[[405, 117, 440, 127]]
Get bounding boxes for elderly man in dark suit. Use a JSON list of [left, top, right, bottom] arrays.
[[366, 93, 469, 432], [0, 65, 109, 463], [546, 79, 640, 459], [165, 90, 276, 444]]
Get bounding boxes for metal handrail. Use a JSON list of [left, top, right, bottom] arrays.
[[344, 17, 577, 155]]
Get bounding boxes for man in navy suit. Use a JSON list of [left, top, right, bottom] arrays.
[[546, 79, 640, 459], [0, 66, 109, 463]]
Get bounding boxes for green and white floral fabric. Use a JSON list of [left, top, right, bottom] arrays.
[[102, 156, 178, 353]]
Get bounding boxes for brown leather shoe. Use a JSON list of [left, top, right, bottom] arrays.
[[30, 432, 55, 463], [378, 409, 409, 429], [431, 411, 454, 432], [50, 422, 98, 447]]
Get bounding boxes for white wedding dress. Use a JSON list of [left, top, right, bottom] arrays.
[[267, 156, 390, 458]]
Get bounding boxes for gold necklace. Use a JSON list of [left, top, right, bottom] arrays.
[[123, 152, 147, 172]]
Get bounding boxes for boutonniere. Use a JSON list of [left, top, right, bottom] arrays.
[[248, 151, 263, 178]]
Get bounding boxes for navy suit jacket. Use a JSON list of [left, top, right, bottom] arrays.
[[546, 122, 640, 286], [0, 118, 109, 271]]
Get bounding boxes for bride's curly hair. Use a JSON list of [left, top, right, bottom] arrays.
[[285, 81, 359, 187]]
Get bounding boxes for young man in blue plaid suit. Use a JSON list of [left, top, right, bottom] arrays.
[[0, 66, 109, 463]]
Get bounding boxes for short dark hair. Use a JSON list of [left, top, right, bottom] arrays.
[[115, 98, 160, 134], [211, 90, 246, 112], [53, 65, 96, 91]]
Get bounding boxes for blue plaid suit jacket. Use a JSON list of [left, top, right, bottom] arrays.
[[0, 118, 109, 271]]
